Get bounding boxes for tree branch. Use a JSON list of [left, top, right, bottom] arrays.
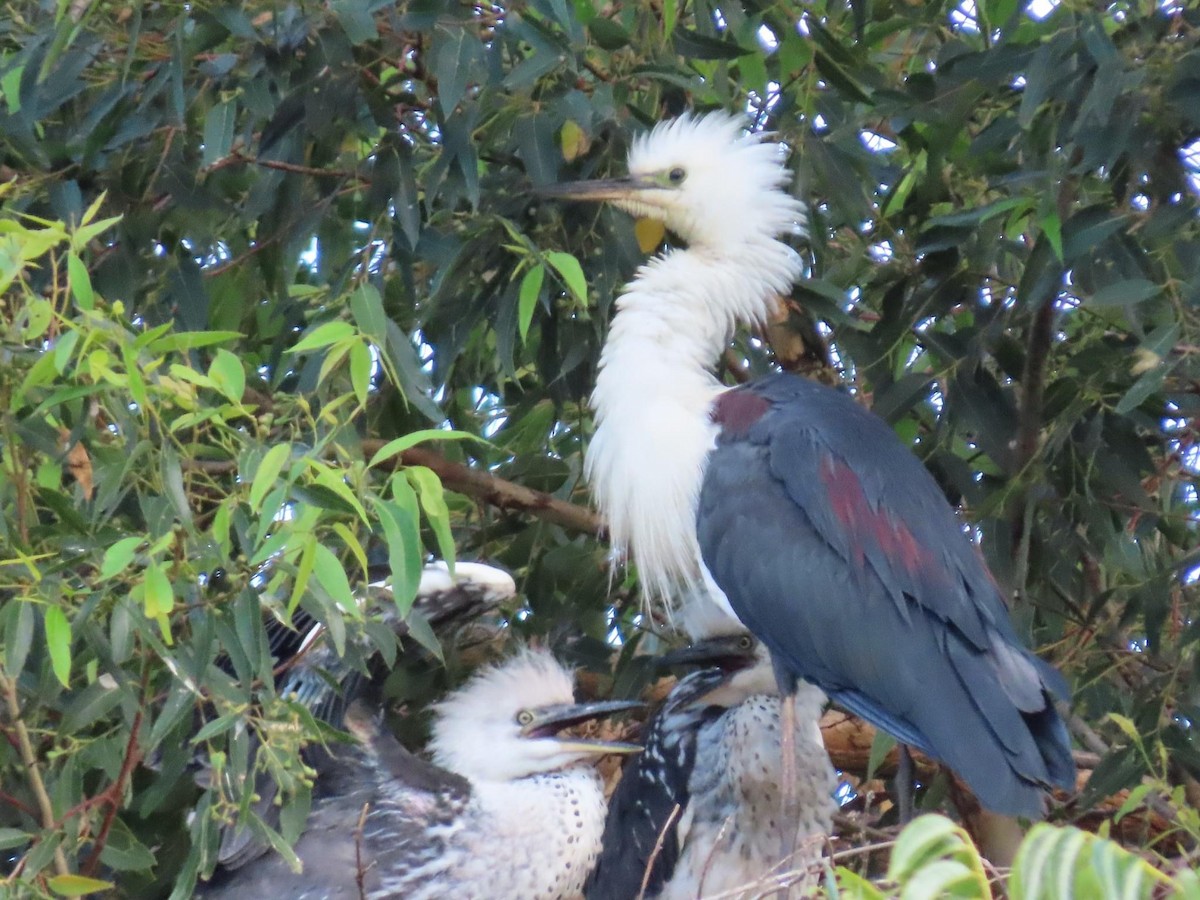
[[181, 443, 605, 536], [0, 666, 69, 877], [368, 444, 605, 536]]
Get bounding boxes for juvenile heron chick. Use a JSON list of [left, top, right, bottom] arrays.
[[587, 633, 836, 900], [198, 650, 639, 899]]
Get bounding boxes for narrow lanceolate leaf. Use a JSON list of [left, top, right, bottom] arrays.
[[376, 488, 422, 611], [143, 563, 173, 618], [405, 466, 455, 575], [368, 429, 486, 467], [47, 874, 115, 897], [349, 340, 373, 407], [208, 348, 245, 403], [311, 543, 359, 617], [3, 599, 35, 677], [349, 282, 388, 343], [201, 100, 237, 167], [545, 251, 588, 304], [44, 605, 72, 688], [67, 252, 94, 310], [518, 263, 545, 342], [1086, 278, 1160, 308], [288, 321, 356, 354], [249, 443, 291, 513]]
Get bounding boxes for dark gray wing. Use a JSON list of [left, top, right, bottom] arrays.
[[198, 702, 471, 899], [699, 374, 1074, 818], [585, 669, 727, 900]]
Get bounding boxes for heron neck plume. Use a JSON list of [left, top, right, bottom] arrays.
[[587, 238, 802, 604]]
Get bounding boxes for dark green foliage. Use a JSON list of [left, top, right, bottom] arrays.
[[1, 0, 1199, 895]]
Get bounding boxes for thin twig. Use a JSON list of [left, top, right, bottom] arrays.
[[637, 803, 681, 900], [354, 802, 371, 900], [81, 708, 144, 875], [0, 666, 69, 877]]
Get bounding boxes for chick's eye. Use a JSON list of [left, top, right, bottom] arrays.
[[668, 167, 686, 184], [516, 710, 535, 726]]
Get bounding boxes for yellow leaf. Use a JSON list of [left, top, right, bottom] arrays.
[[48, 873, 114, 896], [560, 120, 589, 162]]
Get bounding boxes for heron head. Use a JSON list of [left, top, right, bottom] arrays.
[[661, 632, 780, 706], [541, 112, 805, 250], [430, 649, 640, 783]]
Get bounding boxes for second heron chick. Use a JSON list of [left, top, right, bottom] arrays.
[[587, 633, 836, 900], [198, 649, 639, 900]]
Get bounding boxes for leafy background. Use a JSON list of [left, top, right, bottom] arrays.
[[1, 0, 1199, 895]]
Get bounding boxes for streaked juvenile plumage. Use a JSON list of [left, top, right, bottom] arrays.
[[198, 651, 638, 899], [587, 633, 835, 900]]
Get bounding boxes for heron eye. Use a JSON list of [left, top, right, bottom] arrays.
[[668, 167, 686, 184], [516, 710, 535, 726], [737, 635, 753, 650]]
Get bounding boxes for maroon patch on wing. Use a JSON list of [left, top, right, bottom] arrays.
[[710, 389, 771, 436], [819, 455, 927, 575]]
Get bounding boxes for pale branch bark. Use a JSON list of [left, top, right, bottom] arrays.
[[0, 667, 69, 878], [181, 443, 606, 536], [366, 443, 606, 536]]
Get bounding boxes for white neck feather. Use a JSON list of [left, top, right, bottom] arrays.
[[586, 238, 802, 604]]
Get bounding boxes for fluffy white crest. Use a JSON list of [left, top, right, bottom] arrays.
[[429, 649, 596, 783], [587, 112, 807, 607]]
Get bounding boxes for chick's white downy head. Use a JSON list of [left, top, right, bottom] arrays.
[[429, 649, 633, 783]]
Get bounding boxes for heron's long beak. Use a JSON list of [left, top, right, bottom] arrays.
[[537, 176, 660, 203], [659, 635, 758, 672], [523, 699, 643, 755]]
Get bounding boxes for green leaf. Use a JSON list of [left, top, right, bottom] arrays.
[[331, 0, 377, 43], [3, 599, 34, 677], [143, 563, 173, 618], [866, 729, 895, 782], [1108, 712, 1141, 743], [369, 429, 486, 467], [47, 874, 114, 897], [888, 815, 983, 886], [73, 214, 122, 249], [0, 828, 31, 851], [97, 818, 156, 872], [349, 340, 373, 407], [201, 100, 237, 167], [99, 535, 143, 578], [434, 27, 478, 114], [545, 251, 588, 304], [900, 859, 982, 899], [288, 321, 356, 354], [1086, 278, 1160, 308], [1, 64, 24, 115], [376, 488, 422, 611], [1010, 823, 1170, 900], [67, 252, 94, 309], [249, 443, 292, 513], [350, 282, 388, 343], [518, 264, 545, 342], [1039, 211, 1063, 262], [672, 27, 746, 60], [44, 605, 72, 687], [405, 466, 455, 574], [588, 18, 629, 50], [308, 461, 369, 524], [208, 348, 245, 403], [311, 543, 359, 617]]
